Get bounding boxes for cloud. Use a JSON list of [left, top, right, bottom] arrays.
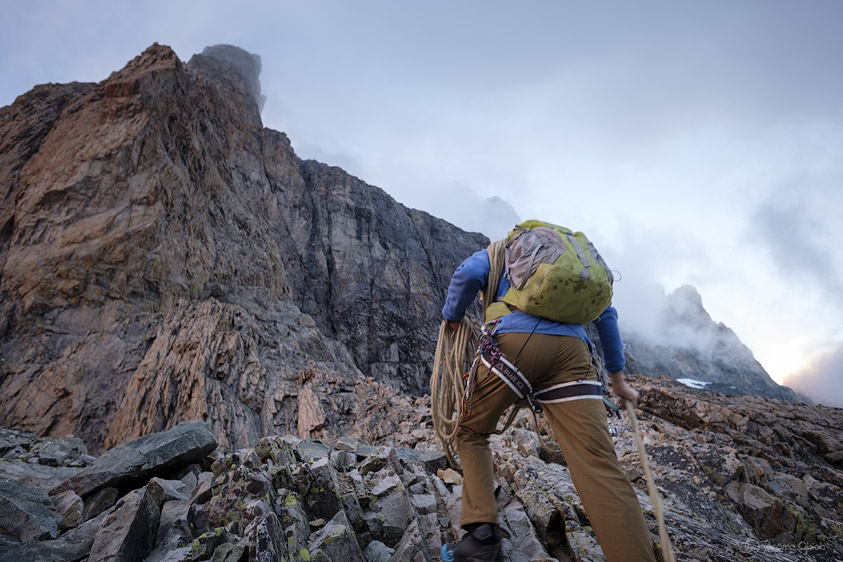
[[783, 343, 843, 409], [748, 180, 843, 309], [404, 182, 521, 241]]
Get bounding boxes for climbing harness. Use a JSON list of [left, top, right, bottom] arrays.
[[476, 323, 543, 415]]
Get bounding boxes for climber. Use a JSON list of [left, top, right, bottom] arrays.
[[440, 231, 656, 562]]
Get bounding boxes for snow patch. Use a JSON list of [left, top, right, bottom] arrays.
[[677, 378, 711, 390]]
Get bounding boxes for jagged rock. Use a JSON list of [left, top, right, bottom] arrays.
[[144, 546, 191, 562], [0, 428, 90, 487], [275, 490, 310, 560], [88, 488, 160, 562], [192, 472, 214, 504], [437, 468, 463, 486], [364, 540, 395, 562], [725, 482, 785, 539], [209, 542, 247, 562], [385, 521, 426, 562], [419, 451, 448, 474], [0, 459, 81, 490], [308, 510, 366, 562], [502, 501, 559, 562], [248, 512, 285, 562], [410, 493, 437, 515], [52, 421, 217, 497], [154, 498, 193, 549], [363, 467, 415, 547], [0, 479, 62, 540], [186, 527, 228, 561], [0, 510, 107, 562], [51, 489, 84, 529], [147, 477, 192, 506], [83, 486, 119, 520]]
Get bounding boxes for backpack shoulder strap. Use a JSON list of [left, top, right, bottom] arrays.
[[482, 240, 506, 323]]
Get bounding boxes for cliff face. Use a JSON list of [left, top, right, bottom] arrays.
[[0, 44, 484, 454]]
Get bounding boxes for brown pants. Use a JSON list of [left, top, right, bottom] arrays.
[[457, 332, 656, 562]]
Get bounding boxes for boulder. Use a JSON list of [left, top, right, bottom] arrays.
[[364, 469, 414, 547], [308, 510, 365, 562], [0, 460, 81, 490], [146, 477, 191, 506], [52, 422, 217, 497], [0, 479, 62, 540], [83, 486, 119, 520], [88, 488, 161, 562], [249, 512, 285, 562], [51, 489, 84, 529]]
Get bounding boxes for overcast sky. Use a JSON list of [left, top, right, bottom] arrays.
[[2, 0, 841, 406]]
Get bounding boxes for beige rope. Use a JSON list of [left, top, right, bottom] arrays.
[[430, 241, 506, 469], [625, 402, 676, 562], [430, 317, 477, 468]]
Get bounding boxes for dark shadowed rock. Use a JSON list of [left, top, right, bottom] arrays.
[[83, 486, 119, 521], [0, 479, 62, 540], [52, 421, 217, 497], [0, 511, 106, 562], [0, 459, 81, 490], [249, 512, 285, 562], [88, 488, 160, 562]]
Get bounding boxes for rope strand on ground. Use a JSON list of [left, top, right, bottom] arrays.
[[626, 401, 676, 562]]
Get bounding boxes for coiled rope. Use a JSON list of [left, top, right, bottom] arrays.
[[430, 241, 505, 468]]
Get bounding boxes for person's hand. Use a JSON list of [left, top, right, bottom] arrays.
[[609, 370, 639, 409]]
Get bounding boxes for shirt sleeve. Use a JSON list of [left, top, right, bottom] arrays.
[[441, 249, 490, 322], [595, 305, 626, 373]]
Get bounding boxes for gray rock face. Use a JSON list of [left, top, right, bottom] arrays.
[[88, 488, 160, 562], [0, 479, 62, 540], [275, 157, 488, 396], [193, 44, 266, 112], [52, 421, 217, 497]]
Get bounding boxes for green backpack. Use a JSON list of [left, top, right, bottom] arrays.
[[485, 220, 614, 325]]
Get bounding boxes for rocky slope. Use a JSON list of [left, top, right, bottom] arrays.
[[1, 377, 841, 561], [1, 43, 837, 560]]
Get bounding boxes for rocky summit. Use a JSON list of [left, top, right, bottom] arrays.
[[0, 44, 840, 561]]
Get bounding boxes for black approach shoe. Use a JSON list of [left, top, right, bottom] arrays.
[[441, 523, 502, 562]]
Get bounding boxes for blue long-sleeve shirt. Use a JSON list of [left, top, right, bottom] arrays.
[[442, 248, 626, 372]]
